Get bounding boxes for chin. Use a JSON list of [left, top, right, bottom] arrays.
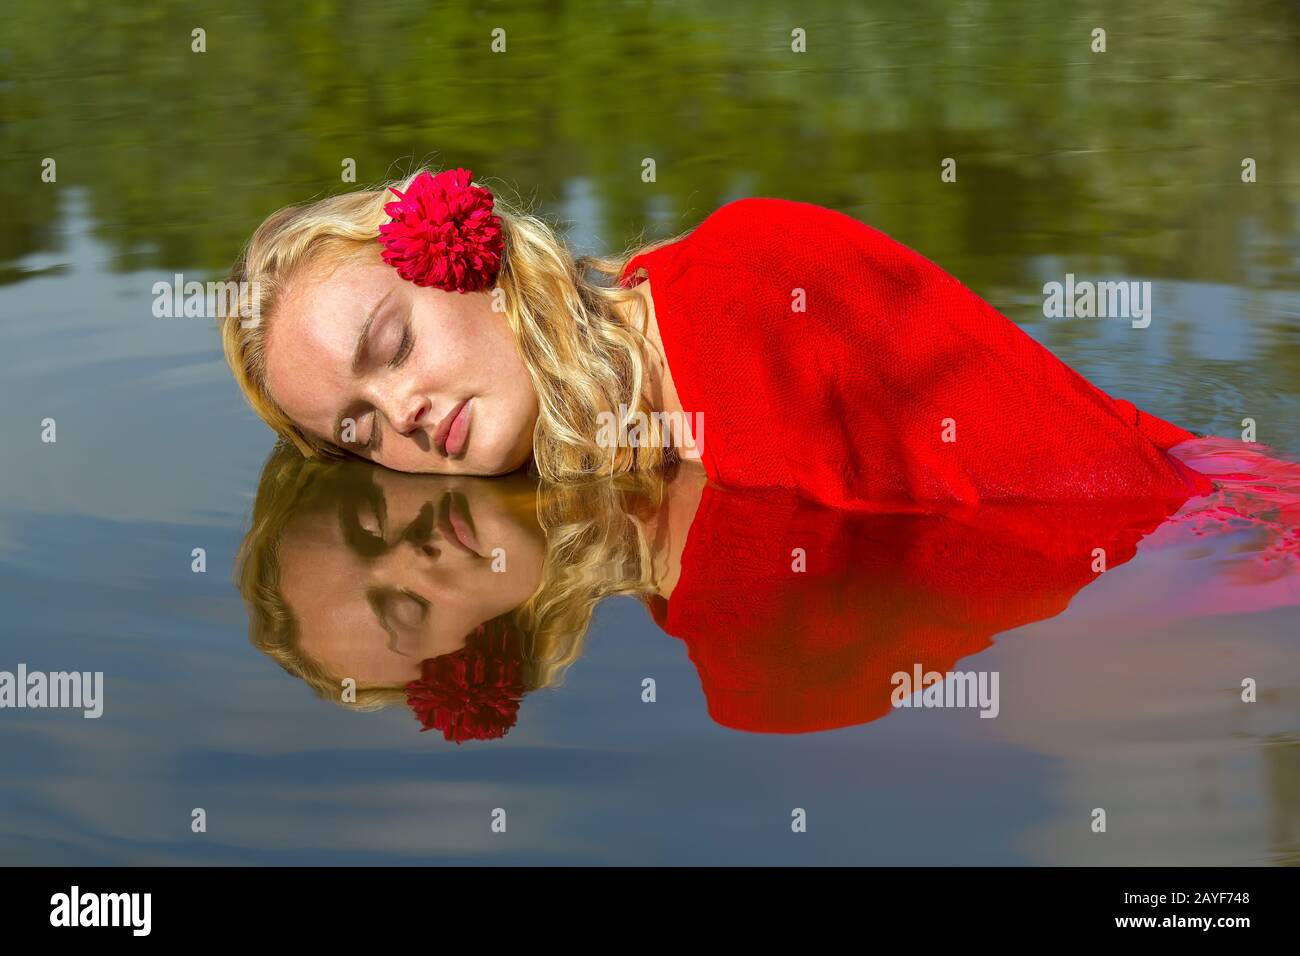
[[480, 448, 532, 476], [473, 421, 535, 475]]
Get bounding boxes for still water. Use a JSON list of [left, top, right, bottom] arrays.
[[1, 0, 1297, 864]]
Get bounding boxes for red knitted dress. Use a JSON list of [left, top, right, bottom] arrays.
[[619, 197, 1213, 509]]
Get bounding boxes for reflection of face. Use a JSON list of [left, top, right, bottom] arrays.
[[277, 469, 545, 686], [264, 255, 539, 475]]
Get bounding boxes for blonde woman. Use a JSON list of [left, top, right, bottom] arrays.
[[220, 166, 1223, 509]]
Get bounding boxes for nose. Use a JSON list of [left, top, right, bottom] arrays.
[[399, 502, 440, 558], [382, 391, 432, 436]]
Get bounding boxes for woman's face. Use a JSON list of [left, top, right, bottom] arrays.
[[278, 469, 546, 685], [264, 254, 539, 475]]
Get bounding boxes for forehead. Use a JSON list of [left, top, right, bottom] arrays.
[[263, 257, 395, 438]]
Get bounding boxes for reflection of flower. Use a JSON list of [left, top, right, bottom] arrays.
[[378, 168, 503, 292], [405, 620, 525, 743]]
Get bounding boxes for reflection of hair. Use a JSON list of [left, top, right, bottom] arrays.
[[219, 168, 690, 482], [235, 442, 666, 713]]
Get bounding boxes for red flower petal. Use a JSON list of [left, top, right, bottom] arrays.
[[404, 622, 525, 743], [377, 169, 504, 293]]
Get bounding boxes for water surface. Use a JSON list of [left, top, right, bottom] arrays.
[[0, 0, 1297, 865]]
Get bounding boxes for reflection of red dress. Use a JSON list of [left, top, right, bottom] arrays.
[[621, 198, 1212, 509], [647, 485, 1184, 734]]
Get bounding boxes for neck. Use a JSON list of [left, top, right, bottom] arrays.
[[617, 279, 702, 461], [620, 278, 682, 417]]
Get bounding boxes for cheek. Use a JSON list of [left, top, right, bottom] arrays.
[[481, 318, 536, 406], [417, 289, 488, 342], [469, 314, 522, 382], [427, 308, 536, 408]]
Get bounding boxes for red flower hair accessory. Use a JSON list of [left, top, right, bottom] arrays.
[[405, 618, 525, 743], [377, 168, 504, 293]]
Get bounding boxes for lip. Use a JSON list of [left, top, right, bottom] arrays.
[[433, 398, 472, 458], [437, 492, 482, 557]]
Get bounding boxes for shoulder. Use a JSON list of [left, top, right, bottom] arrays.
[[624, 198, 863, 281], [669, 198, 885, 296], [684, 197, 878, 270], [689, 197, 953, 297], [693, 197, 862, 239]]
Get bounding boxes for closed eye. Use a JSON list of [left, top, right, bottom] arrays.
[[339, 408, 381, 453], [359, 410, 377, 449], [369, 587, 430, 635], [342, 316, 410, 454], [388, 320, 414, 369]]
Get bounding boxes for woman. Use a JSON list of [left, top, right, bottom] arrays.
[[221, 167, 1215, 509]]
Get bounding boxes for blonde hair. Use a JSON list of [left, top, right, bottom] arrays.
[[220, 169, 692, 482], [235, 441, 667, 712]]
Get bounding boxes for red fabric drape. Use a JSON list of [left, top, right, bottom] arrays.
[[621, 197, 1213, 509]]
